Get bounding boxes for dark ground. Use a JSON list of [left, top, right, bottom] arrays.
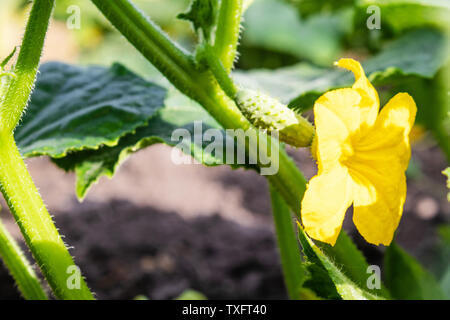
[[0, 138, 448, 300]]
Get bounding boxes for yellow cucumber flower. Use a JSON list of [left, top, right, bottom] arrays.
[[301, 58, 417, 246]]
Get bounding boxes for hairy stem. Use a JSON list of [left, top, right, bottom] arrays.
[[91, 0, 243, 128], [0, 0, 94, 299], [90, 0, 197, 97], [197, 43, 238, 98], [0, 133, 94, 300], [0, 216, 48, 300], [214, 0, 243, 71], [0, 0, 54, 133]]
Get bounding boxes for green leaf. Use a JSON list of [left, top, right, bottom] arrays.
[[293, 0, 355, 18], [178, 0, 219, 41], [15, 62, 166, 158], [441, 268, 450, 298], [235, 28, 449, 112], [302, 261, 341, 300], [355, 0, 450, 33], [317, 231, 390, 298], [389, 63, 450, 161], [15, 63, 253, 200], [241, 0, 351, 66], [51, 88, 254, 200], [438, 225, 450, 245], [175, 289, 207, 300], [384, 242, 448, 300], [297, 225, 383, 300], [436, 226, 450, 297]]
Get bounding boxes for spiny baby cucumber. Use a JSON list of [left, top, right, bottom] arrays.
[[235, 89, 314, 148]]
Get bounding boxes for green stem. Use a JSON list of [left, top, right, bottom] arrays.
[[269, 183, 305, 300], [0, 216, 48, 300], [0, 0, 93, 299], [214, 0, 243, 71], [0, 132, 94, 300], [91, 0, 244, 128], [0, 0, 55, 133], [91, 0, 307, 215], [197, 43, 238, 98], [89, 0, 199, 100]]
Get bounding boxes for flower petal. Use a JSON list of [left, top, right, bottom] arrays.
[[313, 88, 359, 171], [315, 88, 362, 134], [347, 93, 416, 246], [350, 162, 406, 246], [336, 58, 380, 130], [301, 165, 353, 245], [356, 92, 417, 170]]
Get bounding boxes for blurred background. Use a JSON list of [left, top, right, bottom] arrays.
[[0, 0, 449, 299]]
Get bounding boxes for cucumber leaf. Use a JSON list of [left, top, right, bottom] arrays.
[[235, 28, 449, 112], [51, 89, 249, 200], [297, 225, 384, 300], [355, 0, 450, 33], [16, 62, 255, 200], [175, 289, 207, 300], [241, 0, 351, 66], [436, 226, 450, 297], [15, 62, 166, 158], [384, 242, 448, 300], [294, 0, 355, 18], [317, 231, 390, 298]]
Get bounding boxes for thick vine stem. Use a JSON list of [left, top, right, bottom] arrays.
[[214, 0, 243, 71], [0, 132, 94, 300], [269, 184, 305, 299], [91, 0, 245, 130], [0, 0, 93, 299], [0, 0, 55, 133], [91, 0, 307, 215], [0, 216, 48, 300], [90, 0, 199, 100]]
